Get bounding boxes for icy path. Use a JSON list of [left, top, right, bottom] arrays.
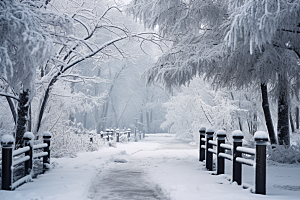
[[88, 163, 168, 200]]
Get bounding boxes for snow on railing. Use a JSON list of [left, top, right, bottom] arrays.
[[13, 155, 30, 166], [10, 175, 32, 190], [12, 146, 30, 157], [198, 127, 268, 195], [0, 132, 52, 191], [33, 143, 48, 150]]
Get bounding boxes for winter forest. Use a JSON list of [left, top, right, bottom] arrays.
[[1, 0, 300, 199]]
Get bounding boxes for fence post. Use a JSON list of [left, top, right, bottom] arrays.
[[106, 129, 110, 141], [43, 132, 52, 173], [23, 132, 34, 176], [110, 129, 114, 140], [205, 129, 214, 171], [199, 127, 206, 161], [216, 130, 226, 175], [134, 128, 138, 142], [254, 131, 268, 195], [139, 131, 142, 140], [1, 135, 14, 190], [232, 130, 244, 185], [116, 129, 120, 142], [127, 128, 131, 141]]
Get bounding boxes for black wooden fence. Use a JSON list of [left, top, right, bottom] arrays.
[[199, 127, 268, 195], [1, 123, 146, 191], [99, 128, 144, 142], [1, 132, 51, 190]]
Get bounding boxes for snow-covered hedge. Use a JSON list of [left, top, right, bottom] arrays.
[[50, 129, 105, 158], [268, 143, 300, 164]]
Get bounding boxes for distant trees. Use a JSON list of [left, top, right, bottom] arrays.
[[0, 0, 162, 148], [128, 0, 300, 145], [33, 0, 161, 137]]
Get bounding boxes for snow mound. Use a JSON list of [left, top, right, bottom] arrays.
[[206, 128, 214, 133], [232, 130, 243, 137], [23, 132, 34, 139], [254, 131, 268, 139], [216, 130, 226, 136], [1, 134, 14, 144], [199, 127, 206, 132], [43, 131, 52, 137]]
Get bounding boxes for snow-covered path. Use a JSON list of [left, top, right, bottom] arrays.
[[1, 134, 300, 200], [88, 162, 168, 200]]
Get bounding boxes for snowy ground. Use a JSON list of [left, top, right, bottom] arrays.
[[1, 134, 300, 200]]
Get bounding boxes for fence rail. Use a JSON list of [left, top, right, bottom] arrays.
[[199, 127, 268, 195], [1, 132, 52, 190], [1, 124, 144, 191]]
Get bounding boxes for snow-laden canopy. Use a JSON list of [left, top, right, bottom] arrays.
[[128, 0, 300, 96], [0, 0, 72, 99]]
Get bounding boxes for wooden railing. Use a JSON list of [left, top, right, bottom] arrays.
[[199, 127, 268, 195], [1, 124, 144, 190], [1, 132, 51, 190], [99, 128, 144, 142]]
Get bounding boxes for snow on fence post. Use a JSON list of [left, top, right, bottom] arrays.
[[23, 132, 34, 176], [1, 134, 14, 190], [216, 130, 226, 175], [43, 132, 52, 173], [254, 131, 268, 195], [232, 130, 244, 185], [205, 129, 214, 171], [199, 127, 206, 161]]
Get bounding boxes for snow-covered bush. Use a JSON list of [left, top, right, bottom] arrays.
[[161, 77, 264, 144], [268, 142, 300, 164], [119, 134, 128, 143], [50, 128, 105, 158]]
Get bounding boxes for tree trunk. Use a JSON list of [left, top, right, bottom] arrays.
[[15, 90, 30, 148], [296, 107, 299, 130], [36, 73, 60, 133], [238, 117, 243, 132], [139, 109, 144, 132], [260, 83, 277, 145], [6, 96, 17, 124], [290, 111, 295, 133], [28, 104, 32, 132], [146, 111, 150, 134], [69, 77, 76, 126], [277, 79, 290, 145]]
